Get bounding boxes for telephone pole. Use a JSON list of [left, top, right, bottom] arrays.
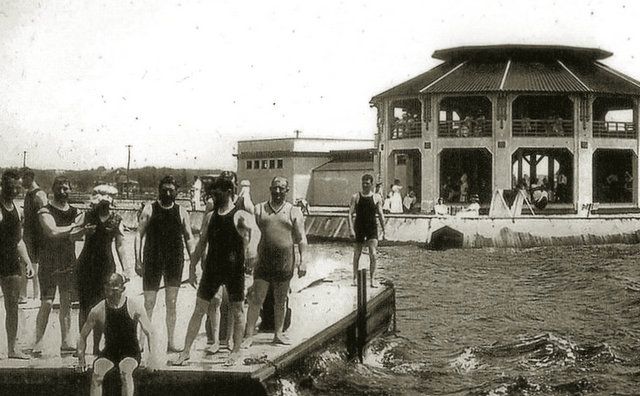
[[22, 151, 27, 168], [125, 145, 132, 199]]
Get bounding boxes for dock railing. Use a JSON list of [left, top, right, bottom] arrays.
[[512, 118, 573, 137]]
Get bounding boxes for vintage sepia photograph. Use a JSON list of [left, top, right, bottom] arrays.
[[1, 0, 639, 394]]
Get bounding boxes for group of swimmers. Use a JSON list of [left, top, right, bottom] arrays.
[[0, 168, 390, 395]]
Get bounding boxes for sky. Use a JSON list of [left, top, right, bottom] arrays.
[[0, 0, 639, 170]]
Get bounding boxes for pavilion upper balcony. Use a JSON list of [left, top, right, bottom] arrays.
[[511, 95, 574, 137], [437, 96, 493, 138], [389, 98, 423, 140], [592, 97, 637, 139]]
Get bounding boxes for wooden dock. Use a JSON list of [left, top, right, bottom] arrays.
[[0, 273, 395, 395]]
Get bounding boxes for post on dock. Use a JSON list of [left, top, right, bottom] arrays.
[[356, 268, 368, 363]]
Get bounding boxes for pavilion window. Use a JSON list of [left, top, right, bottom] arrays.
[[246, 160, 252, 170]]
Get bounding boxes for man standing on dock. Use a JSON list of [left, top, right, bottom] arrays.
[[0, 170, 35, 359], [348, 174, 385, 288], [77, 273, 159, 396], [21, 167, 47, 301], [172, 177, 252, 367], [243, 176, 307, 347], [33, 176, 85, 356], [135, 175, 195, 352]]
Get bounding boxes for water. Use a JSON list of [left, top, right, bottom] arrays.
[[287, 243, 640, 395]]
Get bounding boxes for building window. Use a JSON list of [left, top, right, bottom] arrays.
[[253, 160, 260, 169], [262, 160, 268, 169], [269, 159, 275, 169], [246, 160, 252, 170], [277, 159, 283, 168]]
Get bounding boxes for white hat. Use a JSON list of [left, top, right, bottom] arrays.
[[90, 184, 118, 206]]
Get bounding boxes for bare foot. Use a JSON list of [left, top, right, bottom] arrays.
[[240, 338, 253, 349], [206, 343, 221, 355], [8, 350, 30, 360], [272, 335, 291, 345], [370, 281, 379, 288], [167, 345, 183, 353], [169, 353, 190, 366]]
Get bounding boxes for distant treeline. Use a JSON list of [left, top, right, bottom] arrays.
[[1, 166, 224, 194]]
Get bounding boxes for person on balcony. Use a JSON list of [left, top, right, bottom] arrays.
[[556, 170, 568, 202], [531, 178, 549, 209], [522, 116, 532, 134], [460, 115, 473, 137], [473, 113, 486, 136], [457, 194, 480, 218], [553, 116, 565, 136], [434, 197, 449, 216]]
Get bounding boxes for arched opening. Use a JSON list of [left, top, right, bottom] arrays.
[[511, 148, 573, 205], [386, 149, 422, 208], [512, 95, 573, 136], [438, 96, 492, 137], [439, 148, 492, 204], [593, 97, 636, 138], [593, 149, 635, 204], [390, 99, 422, 139]]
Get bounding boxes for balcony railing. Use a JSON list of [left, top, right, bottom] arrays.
[[593, 121, 636, 139], [512, 119, 574, 137], [438, 119, 492, 137], [390, 121, 422, 139]]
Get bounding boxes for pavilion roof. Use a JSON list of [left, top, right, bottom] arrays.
[[371, 45, 640, 102]]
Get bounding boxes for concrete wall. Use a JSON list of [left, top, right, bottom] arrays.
[[304, 213, 640, 248]]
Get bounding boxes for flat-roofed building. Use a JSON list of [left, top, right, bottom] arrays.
[[237, 137, 374, 204]]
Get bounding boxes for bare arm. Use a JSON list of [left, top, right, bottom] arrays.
[[191, 212, 212, 271], [34, 190, 48, 209], [115, 226, 129, 274], [134, 203, 153, 275], [131, 300, 160, 368], [375, 194, 386, 239], [39, 210, 76, 238], [291, 207, 308, 277], [77, 304, 101, 369], [16, 212, 34, 274], [69, 212, 90, 242], [180, 206, 196, 257], [347, 193, 357, 236]]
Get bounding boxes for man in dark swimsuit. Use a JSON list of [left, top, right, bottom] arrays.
[[77, 273, 158, 396], [0, 170, 34, 359], [34, 176, 87, 355], [243, 176, 307, 347], [173, 177, 252, 366], [348, 174, 385, 288], [135, 175, 195, 352], [21, 167, 47, 301]]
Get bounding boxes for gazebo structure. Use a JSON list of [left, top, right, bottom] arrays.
[[371, 45, 640, 214]]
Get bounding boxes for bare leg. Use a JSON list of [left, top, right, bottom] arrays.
[[1, 276, 28, 358], [59, 285, 74, 350], [173, 297, 208, 365], [272, 280, 291, 344], [242, 279, 269, 347], [165, 286, 180, 352], [352, 242, 363, 286], [33, 299, 53, 353], [224, 301, 245, 366], [207, 293, 222, 353], [32, 264, 39, 299], [367, 239, 379, 287], [18, 260, 27, 301], [119, 357, 139, 396], [141, 291, 157, 349], [91, 358, 114, 396]]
